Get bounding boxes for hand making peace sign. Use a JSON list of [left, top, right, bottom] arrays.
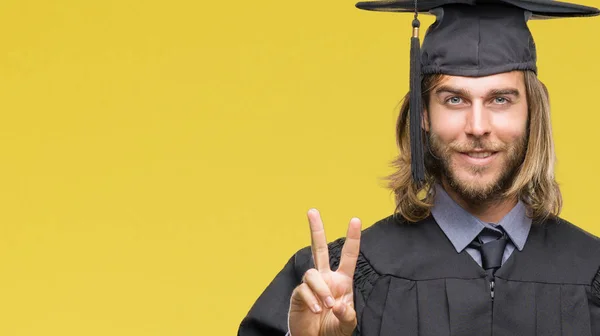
[[288, 209, 362, 336]]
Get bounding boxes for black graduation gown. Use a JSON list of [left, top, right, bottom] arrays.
[[239, 215, 600, 335]]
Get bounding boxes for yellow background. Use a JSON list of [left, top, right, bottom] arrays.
[[0, 0, 599, 335]]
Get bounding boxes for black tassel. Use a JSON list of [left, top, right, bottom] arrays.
[[409, 17, 425, 186]]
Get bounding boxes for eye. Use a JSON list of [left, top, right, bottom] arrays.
[[494, 97, 510, 104], [446, 96, 463, 105]]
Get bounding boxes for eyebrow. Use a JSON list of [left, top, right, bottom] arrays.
[[489, 89, 520, 97], [434, 85, 520, 97], [434, 85, 470, 96]]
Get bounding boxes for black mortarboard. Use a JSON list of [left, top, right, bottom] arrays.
[[355, 0, 599, 186]]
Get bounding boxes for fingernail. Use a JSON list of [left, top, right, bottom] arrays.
[[325, 296, 335, 308], [313, 303, 322, 313]]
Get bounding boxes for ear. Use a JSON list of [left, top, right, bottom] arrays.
[[421, 107, 430, 132]]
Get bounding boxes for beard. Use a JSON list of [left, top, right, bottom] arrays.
[[426, 132, 527, 204]]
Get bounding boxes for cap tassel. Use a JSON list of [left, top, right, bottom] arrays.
[[409, 16, 425, 186]]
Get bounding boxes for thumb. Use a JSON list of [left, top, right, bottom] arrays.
[[332, 299, 357, 335]]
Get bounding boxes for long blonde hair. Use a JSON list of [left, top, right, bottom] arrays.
[[387, 71, 562, 223]]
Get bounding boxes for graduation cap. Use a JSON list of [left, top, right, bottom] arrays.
[[355, 0, 600, 186]]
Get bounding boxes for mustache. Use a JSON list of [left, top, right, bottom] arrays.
[[447, 139, 506, 152]]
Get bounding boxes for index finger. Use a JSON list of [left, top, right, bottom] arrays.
[[307, 209, 330, 272], [337, 217, 362, 278]]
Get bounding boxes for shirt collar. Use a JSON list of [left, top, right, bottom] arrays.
[[431, 184, 532, 253]]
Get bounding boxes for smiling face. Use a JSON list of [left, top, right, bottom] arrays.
[[424, 71, 529, 203]]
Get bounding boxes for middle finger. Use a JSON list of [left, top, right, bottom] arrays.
[[307, 209, 331, 272]]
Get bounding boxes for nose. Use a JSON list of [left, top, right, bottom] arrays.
[[465, 102, 491, 137]]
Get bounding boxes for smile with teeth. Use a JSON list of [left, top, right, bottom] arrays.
[[465, 152, 494, 158]]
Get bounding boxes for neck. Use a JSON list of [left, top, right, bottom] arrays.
[[440, 180, 518, 224]]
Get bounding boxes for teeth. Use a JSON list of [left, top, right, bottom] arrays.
[[467, 152, 492, 158]]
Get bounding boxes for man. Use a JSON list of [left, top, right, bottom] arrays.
[[239, 0, 600, 335]]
